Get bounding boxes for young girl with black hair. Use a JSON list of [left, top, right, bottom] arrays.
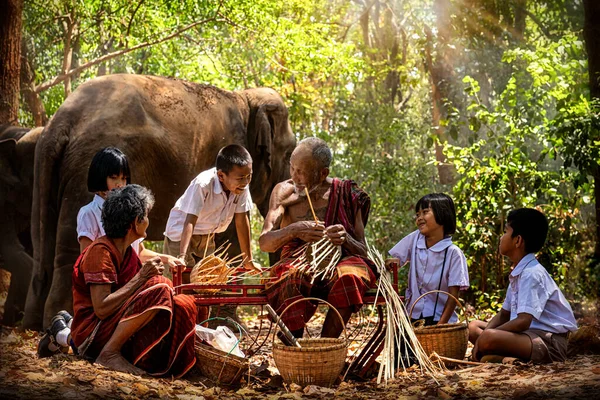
[[76, 147, 143, 253], [389, 193, 469, 326]]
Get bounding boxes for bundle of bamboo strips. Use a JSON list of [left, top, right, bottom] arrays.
[[190, 241, 246, 293], [366, 244, 444, 384], [284, 187, 342, 283]]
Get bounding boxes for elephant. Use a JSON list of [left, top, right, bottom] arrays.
[[0, 125, 43, 325], [23, 74, 296, 330]]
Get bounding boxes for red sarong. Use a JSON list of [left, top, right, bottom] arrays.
[[264, 179, 377, 332], [71, 237, 197, 378]]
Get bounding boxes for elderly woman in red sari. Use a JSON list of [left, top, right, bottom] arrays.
[[70, 184, 197, 377]]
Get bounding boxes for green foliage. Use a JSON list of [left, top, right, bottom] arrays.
[[445, 34, 593, 301], [18, 1, 595, 310]]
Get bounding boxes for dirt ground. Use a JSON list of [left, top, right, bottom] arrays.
[[1, 269, 600, 399]]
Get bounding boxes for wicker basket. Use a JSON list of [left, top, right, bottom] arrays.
[[272, 297, 347, 387], [190, 254, 228, 294], [194, 341, 248, 387], [194, 317, 249, 387], [409, 290, 468, 362]]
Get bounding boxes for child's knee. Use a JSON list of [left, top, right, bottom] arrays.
[[477, 329, 499, 351]]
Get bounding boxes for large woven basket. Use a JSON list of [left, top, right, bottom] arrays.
[[272, 297, 347, 387], [190, 254, 228, 294], [194, 317, 248, 387], [409, 290, 468, 362]]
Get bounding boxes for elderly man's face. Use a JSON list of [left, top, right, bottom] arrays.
[[289, 147, 326, 195]]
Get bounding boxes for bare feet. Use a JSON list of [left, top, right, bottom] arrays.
[[96, 350, 146, 376]]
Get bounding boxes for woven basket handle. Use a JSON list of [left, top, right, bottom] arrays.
[[408, 290, 468, 325], [271, 297, 348, 345], [197, 316, 244, 356]]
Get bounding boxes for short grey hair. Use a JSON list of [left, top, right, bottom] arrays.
[[298, 137, 332, 169], [102, 184, 155, 238]]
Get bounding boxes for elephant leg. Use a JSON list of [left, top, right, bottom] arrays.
[[0, 245, 33, 326], [42, 213, 80, 327]]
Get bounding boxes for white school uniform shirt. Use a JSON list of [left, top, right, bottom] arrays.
[[501, 253, 577, 333], [76, 194, 143, 254], [164, 167, 253, 241], [389, 230, 469, 322]]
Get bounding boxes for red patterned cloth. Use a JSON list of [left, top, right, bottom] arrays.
[[71, 236, 197, 378], [264, 179, 376, 332]]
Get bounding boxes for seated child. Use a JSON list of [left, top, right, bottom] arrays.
[[468, 208, 578, 363], [389, 193, 469, 326]]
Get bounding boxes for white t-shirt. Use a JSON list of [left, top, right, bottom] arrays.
[[389, 230, 469, 322], [76, 194, 143, 254], [502, 253, 577, 333], [164, 168, 253, 241]]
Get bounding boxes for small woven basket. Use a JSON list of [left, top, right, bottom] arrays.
[[272, 297, 347, 387], [194, 342, 248, 387], [194, 317, 249, 387], [190, 254, 228, 294], [409, 290, 468, 362]]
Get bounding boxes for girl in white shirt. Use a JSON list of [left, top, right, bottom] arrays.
[[77, 147, 136, 252], [389, 193, 469, 326]]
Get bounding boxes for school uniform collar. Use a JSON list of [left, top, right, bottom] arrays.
[[415, 233, 453, 252], [211, 167, 223, 195], [510, 253, 537, 277], [93, 194, 105, 208]]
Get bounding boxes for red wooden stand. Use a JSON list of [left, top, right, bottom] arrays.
[[173, 259, 401, 378]]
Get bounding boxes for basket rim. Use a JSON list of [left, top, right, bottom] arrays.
[[273, 338, 346, 352], [413, 322, 467, 334], [194, 341, 248, 367]]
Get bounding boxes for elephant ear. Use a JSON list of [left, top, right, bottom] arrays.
[[250, 104, 274, 175], [0, 138, 19, 187]]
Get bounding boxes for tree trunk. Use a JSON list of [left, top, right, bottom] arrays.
[[583, 0, 600, 258], [425, 0, 455, 184], [0, 0, 24, 125], [20, 39, 47, 126]]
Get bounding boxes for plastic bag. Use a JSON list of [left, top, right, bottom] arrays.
[[195, 325, 245, 358]]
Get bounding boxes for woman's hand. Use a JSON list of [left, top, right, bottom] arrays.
[[140, 256, 164, 280], [164, 255, 185, 274], [324, 224, 347, 246], [243, 259, 263, 274]]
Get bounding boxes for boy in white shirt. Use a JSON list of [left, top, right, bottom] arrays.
[[468, 208, 578, 363], [163, 144, 259, 273]]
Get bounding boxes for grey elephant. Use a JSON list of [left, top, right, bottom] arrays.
[[0, 125, 42, 325], [23, 74, 296, 330]]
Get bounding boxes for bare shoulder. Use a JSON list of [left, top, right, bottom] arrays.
[[272, 179, 296, 205]]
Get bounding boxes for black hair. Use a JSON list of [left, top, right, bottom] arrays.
[[215, 144, 252, 174], [101, 184, 154, 238], [506, 208, 548, 253], [415, 193, 456, 236], [297, 137, 332, 169], [87, 147, 131, 192]]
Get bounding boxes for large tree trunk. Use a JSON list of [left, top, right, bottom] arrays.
[[583, 0, 600, 258], [0, 0, 24, 125], [426, 0, 455, 184], [20, 39, 47, 126]]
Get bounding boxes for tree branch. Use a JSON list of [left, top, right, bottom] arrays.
[[35, 15, 224, 93]]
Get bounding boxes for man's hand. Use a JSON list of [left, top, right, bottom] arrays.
[[140, 256, 164, 280], [293, 221, 325, 243], [324, 224, 347, 246]]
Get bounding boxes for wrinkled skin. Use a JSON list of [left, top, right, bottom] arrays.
[[23, 75, 296, 330], [0, 125, 43, 325]]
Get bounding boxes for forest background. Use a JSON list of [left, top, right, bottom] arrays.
[[3, 0, 599, 318]]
